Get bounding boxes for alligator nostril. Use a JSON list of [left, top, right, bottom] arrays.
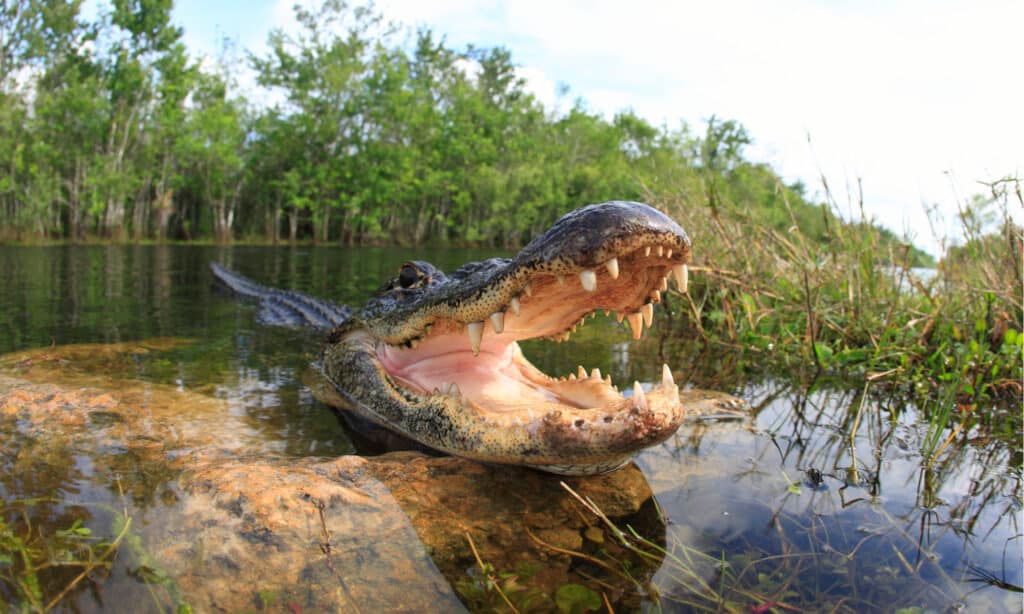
[[574, 419, 585, 428], [603, 415, 614, 423]]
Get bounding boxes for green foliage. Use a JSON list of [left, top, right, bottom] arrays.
[[0, 0, 941, 256], [657, 175, 1022, 410]]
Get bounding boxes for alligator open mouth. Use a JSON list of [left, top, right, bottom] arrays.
[[313, 202, 693, 475]]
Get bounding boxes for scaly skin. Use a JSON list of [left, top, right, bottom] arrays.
[[214, 201, 697, 475]]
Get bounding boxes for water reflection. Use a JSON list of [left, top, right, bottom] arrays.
[[639, 382, 1022, 612]]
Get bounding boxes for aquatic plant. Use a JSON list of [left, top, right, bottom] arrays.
[[0, 497, 130, 612]]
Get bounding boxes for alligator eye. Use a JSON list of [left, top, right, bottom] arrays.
[[398, 264, 420, 289]]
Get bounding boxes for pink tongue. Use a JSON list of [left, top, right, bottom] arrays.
[[379, 340, 559, 409]]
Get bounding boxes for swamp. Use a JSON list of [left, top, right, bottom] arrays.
[[0, 0, 1021, 611]]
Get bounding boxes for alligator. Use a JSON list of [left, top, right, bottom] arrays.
[[211, 201, 694, 475]]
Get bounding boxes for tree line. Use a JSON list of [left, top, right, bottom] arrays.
[[0, 0, 930, 260]]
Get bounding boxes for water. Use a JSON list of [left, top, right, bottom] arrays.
[[0, 245, 1020, 612]]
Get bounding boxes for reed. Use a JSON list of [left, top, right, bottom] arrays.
[[654, 176, 1022, 409]]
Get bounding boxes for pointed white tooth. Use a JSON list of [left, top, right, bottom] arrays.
[[616, 311, 625, 323], [626, 312, 643, 339], [556, 274, 565, 285], [590, 367, 601, 380], [569, 373, 577, 381], [605, 257, 619, 279], [467, 322, 484, 355], [571, 324, 578, 333], [651, 290, 661, 303], [633, 381, 648, 411], [666, 248, 673, 259], [450, 382, 462, 397], [510, 296, 521, 316], [656, 246, 664, 257], [523, 283, 533, 296], [580, 269, 597, 292], [604, 375, 612, 386], [644, 246, 651, 257], [641, 303, 654, 328], [673, 264, 688, 292], [577, 365, 587, 378], [662, 363, 675, 389], [490, 311, 504, 333], [660, 276, 668, 292], [604, 310, 610, 317]]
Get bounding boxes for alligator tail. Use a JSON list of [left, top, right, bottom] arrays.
[[209, 262, 352, 329]]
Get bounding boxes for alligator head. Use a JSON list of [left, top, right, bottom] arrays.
[[311, 201, 692, 475]]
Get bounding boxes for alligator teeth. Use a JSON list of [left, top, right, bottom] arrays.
[[651, 290, 661, 303], [633, 381, 648, 411], [673, 264, 688, 292], [656, 246, 664, 257], [556, 274, 565, 285], [490, 311, 504, 333], [641, 303, 654, 328], [626, 312, 643, 339], [510, 296, 521, 316], [666, 248, 673, 259], [662, 364, 680, 403], [605, 257, 619, 279], [604, 375, 612, 386], [577, 365, 587, 378], [662, 363, 674, 389], [467, 322, 484, 355], [580, 269, 597, 292], [616, 311, 625, 323], [569, 373, 577, 380], [590, 367, 601, 380], [644, 246, 651, 257], [523, 283, 533, 297], [660, 276, 669, 292]]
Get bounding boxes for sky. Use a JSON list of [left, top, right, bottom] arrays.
[[172, 0, 1023, 256]]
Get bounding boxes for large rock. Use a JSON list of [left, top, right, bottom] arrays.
[[0, 341, 673, 612]]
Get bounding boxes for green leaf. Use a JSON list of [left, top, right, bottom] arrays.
[[555, 583, 602, 614], [813, 342, 834, 364]]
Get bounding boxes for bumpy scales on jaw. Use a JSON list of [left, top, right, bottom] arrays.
[[213, 201, 693, 476]]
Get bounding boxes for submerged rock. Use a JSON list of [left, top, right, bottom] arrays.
[[1, 341, 742, 612]]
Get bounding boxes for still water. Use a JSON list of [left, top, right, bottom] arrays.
[[0, 245, 1020, 612]]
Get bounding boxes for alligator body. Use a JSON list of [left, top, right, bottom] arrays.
[[212, 201, 693, 475]]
